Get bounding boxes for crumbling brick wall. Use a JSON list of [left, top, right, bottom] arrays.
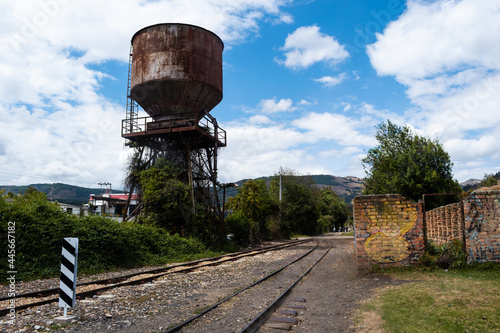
[[426, 203, 463, 246], [353, 194, 424, 273], [464, 191, 500, 263]]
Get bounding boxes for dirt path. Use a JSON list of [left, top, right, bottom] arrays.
[[259, 235, 405, 332]]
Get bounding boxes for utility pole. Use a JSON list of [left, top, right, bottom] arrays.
[[98, 182, 112, 194]]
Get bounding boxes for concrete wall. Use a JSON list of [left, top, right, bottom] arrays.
[[464, 191, 500, 263], [353, 195, 424, 273]]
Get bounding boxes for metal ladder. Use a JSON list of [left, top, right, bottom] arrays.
[[125, 43, 139, 134]]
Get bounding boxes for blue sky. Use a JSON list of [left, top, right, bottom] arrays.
[[1, 0, 499, 189]]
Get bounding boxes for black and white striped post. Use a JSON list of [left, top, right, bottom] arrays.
[[59, 237, 78, 317]]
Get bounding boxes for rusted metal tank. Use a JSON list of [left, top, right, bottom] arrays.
[[130, 23, 223, 118]]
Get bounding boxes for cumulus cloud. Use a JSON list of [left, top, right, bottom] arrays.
[[313, 73, 346, 87], [276, 25, 349, 70], [444, 136, 500, 161], [258, 97, 296, 114], [292, 112, 376, 146], [367, 0, 500, 81], [366, 0, 500, 170]]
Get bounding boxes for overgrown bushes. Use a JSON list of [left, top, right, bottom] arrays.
[[420, 239, 467, 269], [0, 190, 221, 282]]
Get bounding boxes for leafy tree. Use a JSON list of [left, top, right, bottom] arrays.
[[270, 168, 322, 236], [227, 179, 277, 244], [138, 159, 190, 233], [480, 173, 498, 187], [318, 188, 350, 232], [362, 120, 462, 206]]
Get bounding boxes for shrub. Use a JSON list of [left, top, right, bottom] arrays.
[[0, 192, 219, 282], [421, 239, 467, 270]]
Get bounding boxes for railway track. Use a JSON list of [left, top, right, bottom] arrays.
[[163, 237, 332, 333], [0, 239, 312, 317]]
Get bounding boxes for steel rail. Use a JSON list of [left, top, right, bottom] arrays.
[[0, 239, 312, 317], [163, 241, 319, 333], [240, 243, 331, 333]]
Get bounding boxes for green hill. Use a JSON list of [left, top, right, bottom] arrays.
[[0, 183, 108, 206]]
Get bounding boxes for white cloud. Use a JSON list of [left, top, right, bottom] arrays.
[[274, 12, 294, 24], [342, 103, 352, 112], [217, 106, 377, 182], [444, 136, 500, 161], [248, 115, 272, 124], [366, 0, 500, 173], [276, 25, 349, 70], [313, 73, 346, 87], [319, 146, 362, 159], [258, 97, 296, 114], [292, 112, 375, 146], [367, 0, 500, 81]]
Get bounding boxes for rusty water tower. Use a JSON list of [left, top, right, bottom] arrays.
[[122, 23, 227, 232]]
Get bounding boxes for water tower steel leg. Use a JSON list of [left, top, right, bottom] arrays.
[[184, 140, 196, 221]]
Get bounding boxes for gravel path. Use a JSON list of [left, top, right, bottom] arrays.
[[0, 241, 315, 332]]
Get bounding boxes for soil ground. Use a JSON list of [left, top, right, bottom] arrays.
[[265, 234, 406, 332]]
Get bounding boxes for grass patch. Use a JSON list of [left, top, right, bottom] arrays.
[[357, 266, 500, 332]]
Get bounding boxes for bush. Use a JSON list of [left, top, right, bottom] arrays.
[[0, 192, 219, 282], [225, 211, 251, 246], [421, 239, 467, 270]]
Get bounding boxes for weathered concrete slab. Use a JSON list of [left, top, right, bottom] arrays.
[[53, 316, 78, 325]]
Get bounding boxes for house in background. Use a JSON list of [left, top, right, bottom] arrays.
[[58, 202, 83, 216], [89, 190, 139, 220]]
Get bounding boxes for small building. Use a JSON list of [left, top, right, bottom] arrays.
[[89, 191, 139, 220], [57, 203, 83, 216]]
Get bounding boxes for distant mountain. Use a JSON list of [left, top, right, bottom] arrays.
[[460, 179, 481, 187], [0, 183, 110, 206], [460, 178, 483, 192], [311, 174, 364, 203]]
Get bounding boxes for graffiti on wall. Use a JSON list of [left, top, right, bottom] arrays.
[[466, 193, 484, 238], [465, 193, 500, 263], [362, 200, 418, 263]]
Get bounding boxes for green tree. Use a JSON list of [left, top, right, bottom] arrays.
[[270, 168, 322, 236], [362, 120, 461, 206], [138, 159, 190, 234], [480, 173, 498, 187], [318, 188, 350, 232], [227, 179, 278, 244]]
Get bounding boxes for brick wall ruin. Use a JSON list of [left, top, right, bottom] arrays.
[[464, 191, 500, 263], [353, 194, 424, 273], [425, 202, 463, 246]]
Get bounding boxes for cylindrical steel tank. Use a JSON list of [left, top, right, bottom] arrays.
[[130, 23, 223, 118]]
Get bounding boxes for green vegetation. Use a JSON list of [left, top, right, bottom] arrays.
[[357, 265, 500, 332], [480, 173, 499, 188], [137, 159, 191, 232], [0, 189, 223, 282], [420, 239, 468, 270], [362, 120, 462, 208], [225, 168, 350, 245]]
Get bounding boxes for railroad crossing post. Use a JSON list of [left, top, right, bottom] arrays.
[[54, 237, 79, 324]]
